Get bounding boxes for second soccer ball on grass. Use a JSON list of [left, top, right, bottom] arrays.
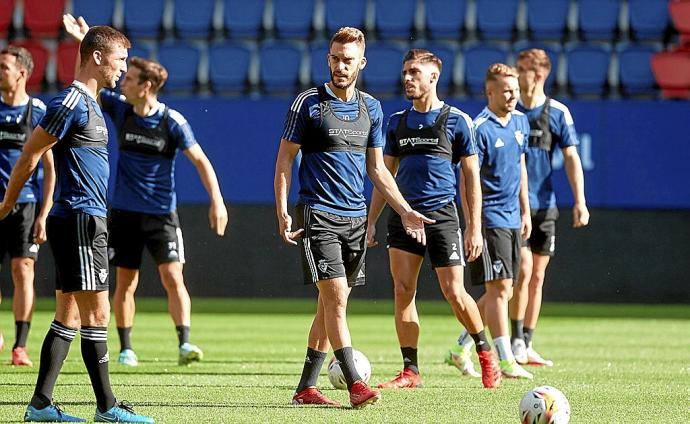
[[327, 350, 372, 390]]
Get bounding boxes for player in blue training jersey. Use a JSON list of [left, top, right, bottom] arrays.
[[64, 14, 228, 368], [366, 49, 500, 390], [508, 49, 589, 367], [448, 64, 535, 380], [0, 46, 54, 367], [275, 27, 433, 409], [0, 25, 153, 423]]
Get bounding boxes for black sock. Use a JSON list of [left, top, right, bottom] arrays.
[[524, 327, 535, 347], [333, 347, 361, 390], [295, 347, 327, 392], [14, 320, 31, 349], [117, 327, 132, 351], [175, 325, 190, 347], [511, 319, 524, 343], [30, 321, 76, 409], [400, 347, 419, 374], [471, 330, 491, 353], [80, 326, 116, 413]]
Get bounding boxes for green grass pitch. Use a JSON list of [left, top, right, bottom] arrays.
[[1, 299, 688, 423]]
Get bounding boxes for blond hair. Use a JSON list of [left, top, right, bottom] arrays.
[[517, 48, 552, 75], [329, 27, 365, 50], [403, 48, 442, 73], [485, 63, 518, 82]]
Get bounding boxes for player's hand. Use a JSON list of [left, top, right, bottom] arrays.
[[33, 216, 48, 244], [401, 210, 435, 246], [209, 200, 228, 236], [464, 226, 483, 262], [572, 202, 590, 228], [366, 223, 378, 247], [62, 14, 89, 42], [278, 214, 304, 245], [521, 213, 532, 241], [0, 202, 11, 220]]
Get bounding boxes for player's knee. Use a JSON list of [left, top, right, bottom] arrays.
[[393, 281, 416, 300], [11, 258, 33, 281], [529, 272, 545, 289], [160, 268, 184, 290]]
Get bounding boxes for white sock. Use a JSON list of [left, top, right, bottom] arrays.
[[493, 336, 514, 362], [457, 330, 475, 350]]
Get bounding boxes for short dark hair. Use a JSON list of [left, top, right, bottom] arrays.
[[1, 46, 34, 77], [129, 57, 169, 94], [329, 27, 366, 51], [79, 25, 131, 66], [403, 48, 442, 73]]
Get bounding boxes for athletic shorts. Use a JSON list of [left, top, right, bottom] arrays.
[[295, 204, 367, 287], [386, 201, 466, 268], [47, 213, 109, 292], [0, 202, 39, 260], [108, 209, 185, 269], [469, 227, 521, 285], [522, 208, 558, 256]]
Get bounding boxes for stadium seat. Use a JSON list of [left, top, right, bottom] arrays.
[[526, 0, 569, 41], [208, 42, 252, 93], [259, 42, 303, 95], [0, 0, 15, 39], [628, 0, 670, 41], [375, 0, 416, 40], [617, 43, 660, 96], [309, 43, 330, 86], [324, 0, 367, 35], [224, 0, 265, 39], [670, 0, 690, 47], [56, 41, 79, 89], [362, 43, 405, 96], [273, 0, 314, 39], [72, 0, 114, 26], [476, 0, 518, 40], [578, 0, 620, 41], [123, 0, 165, 38], [421, 43, 457, 95], [128, 45, 153, 61], [424, 0, 466, 40], [174, 0, 215, 39], [512, 41, 561, 91], [13, 40, 48, 92], [23, 0, 64, 38], [463, 43, 510, 96], [156, 43, 201, 92], [651, 50, 690, 99], [565, 43, 611, 97]]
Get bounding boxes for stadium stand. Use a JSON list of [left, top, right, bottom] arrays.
[[651, 50, 690, 98], [566, 42, 612, 97], [578, 0, 620, 41], [424, 0, 466, 40], [669, 0, 690, 46], [526, 0, 569, 41], [56, 41, 79, 89], [628, 0, 670, 41], [156, 42, 201, 92], [224, 0, 264, 39], [23, 0, 65, 38], [617, 43, 660, 97], [324, 0, 367, 35], [174, 0, 215, 39], [361, 42, 405, 96], [128, 45, 153, 61], [259, 42, 303, 95], [72, 0, 114, 27], [463, 43, 510, 96], [309, 43, 330, 86], [374, 0, 417, 40], [13, 40, 48, 92], [208, 42, 252, 93], [273, 0, 314, 39], [0, 0, 14, 39], [476, 0, 518, 40], [123, 0, 165, 39]]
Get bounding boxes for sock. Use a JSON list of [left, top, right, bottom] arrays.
[[14, 320, 31, 349], [30, 321, 76, 409], [400, 347, 419, 374], [524, 327, 535, 348], [80, 327, 116, 413], [176, 325, 190, 347], [295, 347, 327, 392], [511, 319, 524, 343], [493, 336, 514, 362], [470, 330, 491, 353], [334, 347, 362, 390], [457, 330, 475, 350], [117, 327, 132, 351]]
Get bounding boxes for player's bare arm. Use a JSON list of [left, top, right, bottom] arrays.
[[519, 153, 532, 240], [562, 145, 589, 228], [460, 154, 483, 261], [366, 154, 399, 247], [33, 149, 55, 244], [183, 144, 228, 236], [274, 139, 304, 245]]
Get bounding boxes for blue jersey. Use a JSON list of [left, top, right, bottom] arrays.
[[100, 90, 197, 214], [281, 84, 384, 217], [0, 97, 46, 203], [474, 107, 529, 229], [517, 98, 578, 210], [41, 82, 110, 218], [384, 104, 477, 213]]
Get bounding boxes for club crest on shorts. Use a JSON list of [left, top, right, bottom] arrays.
[[492, 260, 504, 274], [98, 268, 108, 283], [29, 244, 39, 253], [318, 259, 329, 274]]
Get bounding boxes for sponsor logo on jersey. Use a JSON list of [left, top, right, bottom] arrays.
[[398, 137, 439, 147], [327, 128, 368, 139], [0, 131, 26, 141], [95, 125, 108, 136], [125, 132, 164, 148]]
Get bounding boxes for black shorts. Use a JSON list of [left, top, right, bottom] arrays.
[[522, 208, 558, 256], [387, 201, 466, 268], [108, 209, 185, 269], [295, 204, 367, 287], [469, 227, 521, 285], [0, 202, 39, 260], [47, 213, 109, 292]]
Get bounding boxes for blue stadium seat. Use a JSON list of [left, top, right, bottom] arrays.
[[124, 0, 165, 38], [513, 41, 561, 91], [578, 0, 620, 41], [174, 0, 215, 39], [128, 45, 152, 61], [157, 43, 201, 91], [224, 0, 265, 39], [425, 0, 466, 40], [309, 44, 330, 86], [526, 0, 569, 41], [565, 43, 611, 97], [463, 43, 510, 96], [476, 0, 518, 40], [617, 43, 659, 96], [273, 0, 314, 39], [375, 0, 416, 39], [324, 0, 366, 35], [259, 42, 303, 95], [209, 42, 252, 93], [362, 43, 405, 96], [628, 0, 670, 41], [72, 0, 114, 26], [422, 43, 457, 95]]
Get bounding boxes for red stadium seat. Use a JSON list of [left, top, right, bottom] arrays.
[[13, 40, 49, 92], [669, 0, 690, 47], [0, 0, 15, 39], [57, 42, 80, 89], [651, 50, 690, 99], [23, 0, 65, 38]]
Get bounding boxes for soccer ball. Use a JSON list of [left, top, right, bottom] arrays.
[[519, 385, 571, 424], [327, 349, 372, 390]]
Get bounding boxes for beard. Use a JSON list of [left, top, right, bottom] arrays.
[[330, 68, 359, 90]]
